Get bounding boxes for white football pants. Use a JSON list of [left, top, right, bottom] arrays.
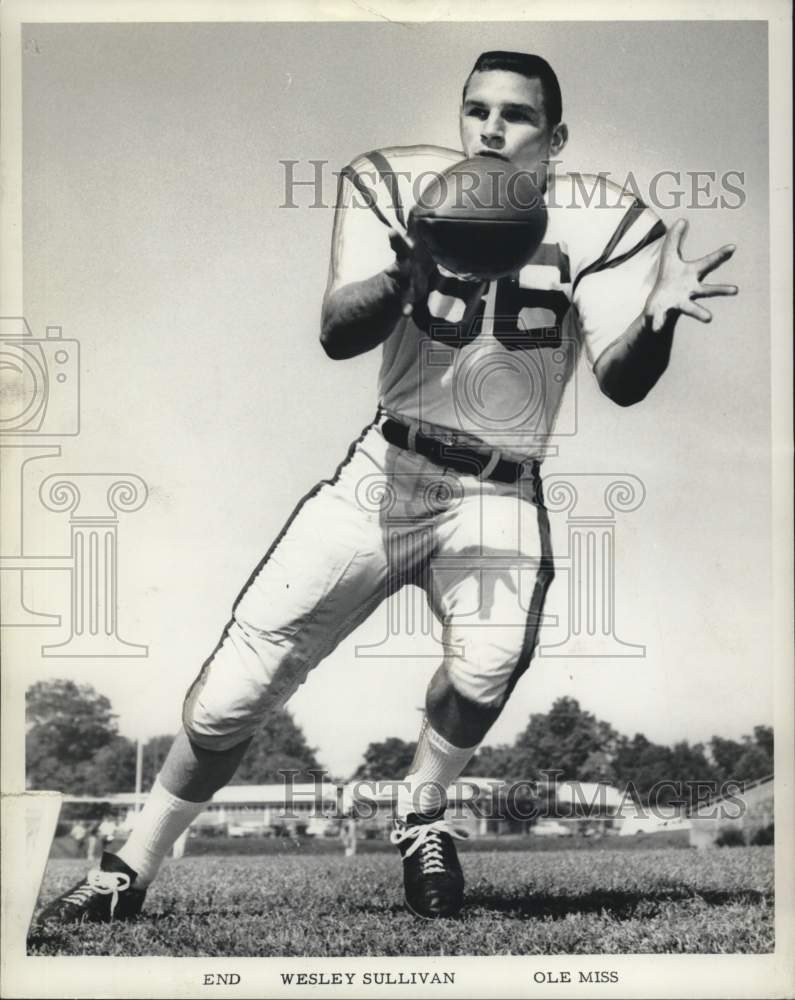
[[183, 412, 554, 750]]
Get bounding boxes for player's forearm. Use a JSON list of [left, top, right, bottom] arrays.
[[320, 271, 403, 360], [593, 310, 676, 407]]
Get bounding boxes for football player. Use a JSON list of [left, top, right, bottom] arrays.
[[38, 50, 736, 925]]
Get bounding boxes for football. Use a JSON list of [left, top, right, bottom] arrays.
[[409, 156, 548, 280]]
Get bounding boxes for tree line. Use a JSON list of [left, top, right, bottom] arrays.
[[26, 681, 772, 803], [25, 679, 323, 796]]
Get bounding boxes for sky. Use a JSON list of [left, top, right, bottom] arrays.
[[10, 18, 774, 778]]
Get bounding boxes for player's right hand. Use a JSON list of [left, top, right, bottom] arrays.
[[645, 219, 738, 332], [386, 229, 436, 317]]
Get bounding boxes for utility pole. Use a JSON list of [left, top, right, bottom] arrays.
[[135, 738, 143, 811]]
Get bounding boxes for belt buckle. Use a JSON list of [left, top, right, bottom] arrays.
[[438, 442, 482, 478], [477, 449, 502, 481]]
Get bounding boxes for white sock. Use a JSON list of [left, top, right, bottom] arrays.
[[397, 717, 479, 820], [116, 778, 210, 887]]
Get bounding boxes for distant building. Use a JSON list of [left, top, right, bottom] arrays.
[[688, 775, 773, 848], [59, 777, 629, 842]]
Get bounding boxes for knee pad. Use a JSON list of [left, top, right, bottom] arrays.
[[182, 618, 314, 752], [182, 674, 262, 752], [444, 654, 514, 709]]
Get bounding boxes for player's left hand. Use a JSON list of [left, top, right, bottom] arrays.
[[645, 218, 738, 333], [388, 227, 439, 318]]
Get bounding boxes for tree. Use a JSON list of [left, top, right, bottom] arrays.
[[752, 725, 773, 760], [709, 735, 746, 782], [733, 745, 773, 784], [231, 709, 323, 784], [470, 742, 533, 780], [611, 733, 673, 804], [661, 740, 716, 807], [81, 736, 137, 795], [580, 749, 614, 782], [26, 679, 120, 794], [710, 731, 773, 784], [512, 697, 620, 782], [352, 738, 417, 780], [142, 734, 177, 789], [75, 733, 183, 796], [668, 740, 712, 781]]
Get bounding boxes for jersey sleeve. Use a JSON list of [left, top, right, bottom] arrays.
[[572, 199, 666, 368], [325, 152, 407, 293]]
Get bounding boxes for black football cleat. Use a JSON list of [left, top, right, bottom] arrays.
[[390, 812, 467, 919], [36, 851, 146, 925]]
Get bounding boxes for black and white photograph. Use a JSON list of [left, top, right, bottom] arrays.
[[1, 2, 792, 998]]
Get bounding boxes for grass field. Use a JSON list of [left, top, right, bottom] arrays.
[[28, 845, 773, 957], [180, 829, 694, 856], [45, 829, 693, 860]]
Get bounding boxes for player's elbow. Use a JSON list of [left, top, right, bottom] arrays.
[[595, 368, 632, 406], [320, 327, 353, 361], [595, 360, 659, 407], [600, 383, 648, 407], [320, 301, 348, 360], [319, 325, 344, 360]]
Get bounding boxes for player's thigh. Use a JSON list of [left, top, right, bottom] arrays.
[[430, 479, 554, 706], [185, 442, 391, 748], [234, 483, 387, 645]]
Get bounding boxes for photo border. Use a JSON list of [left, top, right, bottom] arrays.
[[1, 2, 792, 997]]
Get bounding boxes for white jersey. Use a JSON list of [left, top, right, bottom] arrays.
[[327, 145, 665, 460]]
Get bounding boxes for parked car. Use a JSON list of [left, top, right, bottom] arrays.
[[227, 823, 257, 838], [532, 820, 574, 837]]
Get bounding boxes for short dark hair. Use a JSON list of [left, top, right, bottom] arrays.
[[463, 51, 563, 127]]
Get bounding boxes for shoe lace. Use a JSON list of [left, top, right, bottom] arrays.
[[390, 819, 467, 874], [62, 868, 132, 919]]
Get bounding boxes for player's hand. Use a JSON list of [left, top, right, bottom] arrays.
[[645, 219, 738, 333], [386, 228, 437, 317]]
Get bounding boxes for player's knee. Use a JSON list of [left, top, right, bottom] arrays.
[[182, 674, 262, 753], [182, 719, 249, 753], [182, 700, 257, 753], [181, 615, 306, 751], [445, 659, 513, 709]]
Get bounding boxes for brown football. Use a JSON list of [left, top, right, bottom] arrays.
[[409, 156, 548, 280]]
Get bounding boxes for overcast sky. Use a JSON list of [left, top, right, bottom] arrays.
[[16, 19, 772, 777]]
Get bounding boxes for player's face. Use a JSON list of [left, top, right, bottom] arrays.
[[460, 70, 568, 184]]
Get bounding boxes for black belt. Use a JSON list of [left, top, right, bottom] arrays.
[[382, 418, 529, 484]]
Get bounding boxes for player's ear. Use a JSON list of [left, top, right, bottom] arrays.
[[549, 122, 568, 156], [458, 108, 468, 147]]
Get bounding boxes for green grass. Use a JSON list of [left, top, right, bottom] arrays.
[[28, 846, 773, 957], [182, 829, 692, 855]]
